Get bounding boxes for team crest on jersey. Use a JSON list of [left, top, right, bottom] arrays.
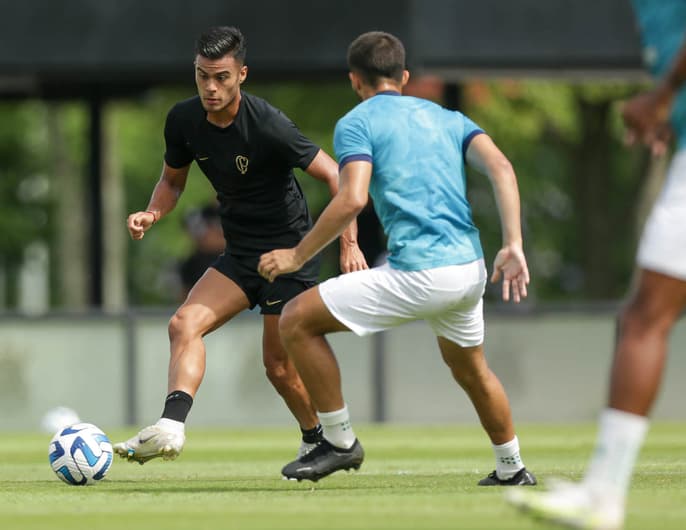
[[235, 155, 249, 174]]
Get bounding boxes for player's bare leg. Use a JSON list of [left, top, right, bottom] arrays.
[[114, 269, 249, 464], [278, 287, 364, 481], [439, 340, 514, 444], [438, 338, 535, 486], [262, 314, 321, 456], [609, 269, 686, 415], [167, 268, 250, 394]]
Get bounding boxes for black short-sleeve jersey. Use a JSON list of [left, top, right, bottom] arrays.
[[163, 93, 320, 269]]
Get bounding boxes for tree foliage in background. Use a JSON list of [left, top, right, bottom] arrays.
[[0, 103, 50, 306], [464, 80, 651, 302]]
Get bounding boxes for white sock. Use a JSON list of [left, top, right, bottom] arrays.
[[318, 405, 356, 449], [156, 417, 185, 434], [493, 435, 524, 480], [583, 408, 649, 502]]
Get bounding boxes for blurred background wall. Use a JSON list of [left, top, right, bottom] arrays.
[[2, 311, 685, 431]]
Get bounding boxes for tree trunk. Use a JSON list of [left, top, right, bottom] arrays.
[[48, 103, 88, 309], [102, 103, 127, 312]]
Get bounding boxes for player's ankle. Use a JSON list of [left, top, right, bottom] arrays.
[[155, 418, 185, 433]]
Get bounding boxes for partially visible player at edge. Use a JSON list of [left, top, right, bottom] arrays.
[[114, 26, 367, 464], [507, 2, 686, 529], [258, 31, 537, 486]]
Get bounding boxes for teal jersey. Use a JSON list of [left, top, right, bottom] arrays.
[[334, 92, 484, 271], [631, 0, 686, 147]]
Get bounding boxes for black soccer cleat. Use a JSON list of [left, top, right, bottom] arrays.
[[478, 467, 537, 486], [281, 438, 364, 482]]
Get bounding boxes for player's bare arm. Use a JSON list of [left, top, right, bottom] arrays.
[[259, 160, 371, 282], [127, 162, 190, 240], [622, 39, 686, 155], [304, 149, 368, 272], [466, 134, 529, 303]]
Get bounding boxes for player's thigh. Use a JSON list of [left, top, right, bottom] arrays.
[[176, 267, 251, 335], [281, 285, 351, 337], [625, 269, 686, 329], [262, 314, 290, 365], [436, 336, 487, 374]]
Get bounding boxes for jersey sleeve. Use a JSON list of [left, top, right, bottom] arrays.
[[459, 113, 486, 158], [333, 114, 373, 169], [164, 105, 194, 169], [264, 109, 320, 170]]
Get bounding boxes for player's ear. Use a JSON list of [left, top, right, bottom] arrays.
[[239, 65, 248, 84], [401, 70, 410, 87], [349, 72, 361, 92]]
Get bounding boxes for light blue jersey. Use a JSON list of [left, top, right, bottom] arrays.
[[631, 0, 686, 147], [334, 91, 484, 271]]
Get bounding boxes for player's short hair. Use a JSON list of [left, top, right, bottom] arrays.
[[347, 31, 405, 86], [195, 26, 247, 63]]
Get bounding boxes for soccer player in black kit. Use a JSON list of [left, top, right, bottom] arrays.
[[114, 26, 367, 464]]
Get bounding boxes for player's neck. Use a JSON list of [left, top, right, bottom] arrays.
[[363, 83, 402, 100]]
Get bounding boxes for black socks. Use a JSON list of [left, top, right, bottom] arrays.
[[161, 390, 194, 422], [301, 424, 324, 444]]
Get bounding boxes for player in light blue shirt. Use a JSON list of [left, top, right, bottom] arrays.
[[334, 91, 485, 271], [259, 31, 533, 485]]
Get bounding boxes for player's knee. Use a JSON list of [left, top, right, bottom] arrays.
[[168, 308, 202, 342], [618, 299, 670, 340], [264, 356, 291, 387]]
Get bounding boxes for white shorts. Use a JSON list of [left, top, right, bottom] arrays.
[[318, 259, 487, 347], [637, 149, 686, 281]]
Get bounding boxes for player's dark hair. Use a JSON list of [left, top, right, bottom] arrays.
[[347, 31, 405, 86], [195, 26, 247, 63]]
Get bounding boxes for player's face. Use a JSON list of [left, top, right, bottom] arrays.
[[194, 54, 247, 113]]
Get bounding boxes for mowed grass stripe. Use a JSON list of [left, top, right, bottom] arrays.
[[0, 423, 684, 530]]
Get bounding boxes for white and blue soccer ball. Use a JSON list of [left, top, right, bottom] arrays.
[[48, 423, 113, 485]]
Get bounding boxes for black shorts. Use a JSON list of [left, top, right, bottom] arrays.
[[211, 253, 319, 315]]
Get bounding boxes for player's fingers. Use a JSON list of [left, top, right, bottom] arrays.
[[511, 280, 521, 303], [491, 267, 501, 284], [519, 276, 528, 299], [501, 278, 510, 302]]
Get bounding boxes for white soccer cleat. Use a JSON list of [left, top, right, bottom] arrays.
[[113, 423, 185, 464], [296, 440, 318, 459], [505, 480, 624, 530]]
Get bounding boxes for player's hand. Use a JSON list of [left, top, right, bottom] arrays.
[[490, 243, 529, 303], [339, 240, 369, 273], [127, 211, 156, 240], [258, 248, 302, 283], [621, 89, 673, 156]]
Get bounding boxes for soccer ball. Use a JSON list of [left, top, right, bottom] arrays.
[[48, 423, 113, 485]]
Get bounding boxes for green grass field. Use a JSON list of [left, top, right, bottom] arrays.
[[0, 423, 684, 530]]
